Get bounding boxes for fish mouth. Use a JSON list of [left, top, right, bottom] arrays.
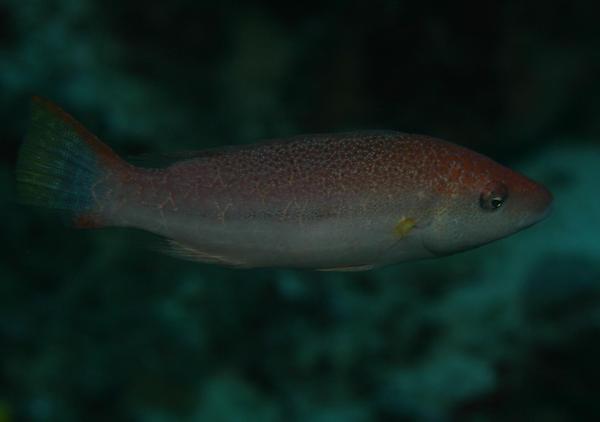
[[538, 199, 553, 222], [543, 192, 553, 217], [536, 184, 553, 217]]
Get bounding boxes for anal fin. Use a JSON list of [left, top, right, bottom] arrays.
[[318, 264, 375, 272], [162, 239, 246, 267]]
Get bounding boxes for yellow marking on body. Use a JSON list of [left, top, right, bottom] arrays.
[[394, 217, 417, 238], [211, 165, 226, 189], [214, 201, 232, 224], [297, 199, 308, 225], [255, 181, 272, 206], [279, 200, 293, 221]]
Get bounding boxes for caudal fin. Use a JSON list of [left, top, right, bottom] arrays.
[[16, 97, 126, 226]]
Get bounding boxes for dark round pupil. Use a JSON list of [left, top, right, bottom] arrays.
[[491, 196, 504, 208]]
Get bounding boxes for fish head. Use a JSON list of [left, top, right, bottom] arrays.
[[421, 151, 553, 256]]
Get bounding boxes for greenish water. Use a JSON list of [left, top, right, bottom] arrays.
[[1, 1, 600, 421]]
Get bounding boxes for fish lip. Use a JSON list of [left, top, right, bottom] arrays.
[[540, 200, 553, 220]]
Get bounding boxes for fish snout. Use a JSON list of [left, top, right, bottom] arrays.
[[536, 184, 553, 220], [531, 185, 554, 221], [517, 181, 553, 228]]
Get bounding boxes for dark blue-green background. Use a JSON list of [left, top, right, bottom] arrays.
[[2, 1, 599, 421]]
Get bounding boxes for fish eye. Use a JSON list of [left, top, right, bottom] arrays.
[[480, 181, 508, 211]]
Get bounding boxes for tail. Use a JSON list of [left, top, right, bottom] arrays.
[[16, 97, 127, 227]]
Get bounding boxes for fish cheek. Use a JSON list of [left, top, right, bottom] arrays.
[[419, 198, 475, 255]]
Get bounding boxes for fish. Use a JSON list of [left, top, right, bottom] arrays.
[[16, 97, 553, 271]]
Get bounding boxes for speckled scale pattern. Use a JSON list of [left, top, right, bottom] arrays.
[[116, 131, 509, 225]]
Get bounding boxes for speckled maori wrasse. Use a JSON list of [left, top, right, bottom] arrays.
[[16, 97, 553, 271]]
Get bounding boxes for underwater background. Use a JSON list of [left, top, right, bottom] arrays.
[[1, 1, 600, 421]]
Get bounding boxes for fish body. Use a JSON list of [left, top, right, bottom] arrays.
[[17, 98, 552, 270]]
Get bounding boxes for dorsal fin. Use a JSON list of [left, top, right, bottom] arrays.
[[128, 146, 243, 168]]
